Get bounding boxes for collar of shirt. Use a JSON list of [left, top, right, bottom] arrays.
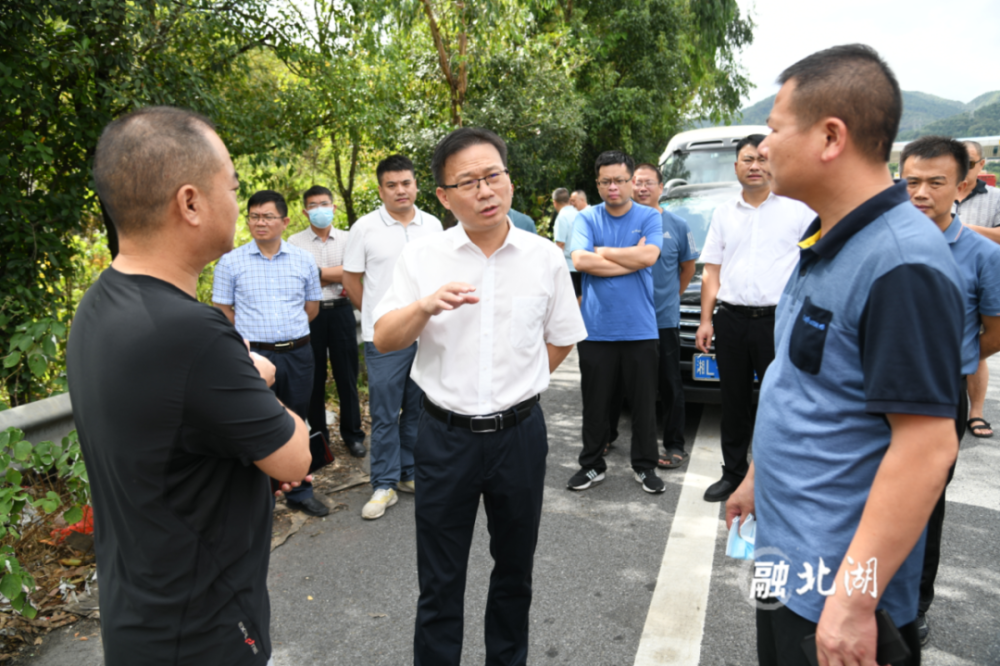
[[449, 218, 523, 253], [965, 178, 988, 202], [943, 215, 966, 244], [249, 239, 288, 258], [306, 226, 339, 243], [734, 189, 777, 210], [799, 181, 908, 261], [378, 205, 425, 227]]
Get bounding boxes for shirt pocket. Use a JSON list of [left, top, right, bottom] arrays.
[[788, 297, 833, 375], [510, 296, 548, 349]]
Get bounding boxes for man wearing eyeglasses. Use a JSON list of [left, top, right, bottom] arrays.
[[372, 127, 586, 666], [213, 189, 326, 516], [567, 150, 666, 494], [956, 141, 1000, 439], [695, 134, 814, 504], [342, 155, 443, 521], [288, 186, 367, 460]]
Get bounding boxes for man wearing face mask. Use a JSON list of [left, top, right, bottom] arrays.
[[288, 186, 367, 459]]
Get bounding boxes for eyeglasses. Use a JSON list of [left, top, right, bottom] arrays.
[[597, 177, 631, 188], [305, 201, 333, 210], [442, 169, 509, 193], [633, 180, 660, 188], [248, 214, 282, 222]]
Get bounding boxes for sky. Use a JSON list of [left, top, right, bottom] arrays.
[[735, 0, 1000, 108]]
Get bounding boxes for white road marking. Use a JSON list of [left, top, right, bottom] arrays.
[[633, 406, 724, 666]]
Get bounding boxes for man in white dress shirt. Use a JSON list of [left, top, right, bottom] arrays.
[[373, 127, 587, 666], [342, 155, 444, 520], [695, 134, 814, 503]]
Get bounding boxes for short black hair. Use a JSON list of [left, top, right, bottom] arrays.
[[778, 44, 901, 163], [594, 150, 634, 178], [93, 106, 220, 237], [633, 163, 663, 184], [376, 155, 416, 185], [735, 134, 766, 157], [247, 190, 288, 218], [431, 128, 508, 187], [901, 136, 970, 184], [302, 185, 333, 205]]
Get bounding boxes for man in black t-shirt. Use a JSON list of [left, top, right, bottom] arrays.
[[67, 106, 311, 666]]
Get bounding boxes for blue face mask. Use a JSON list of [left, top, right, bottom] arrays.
[[725, 513, 756, 560], [308, 206, 334, 229]]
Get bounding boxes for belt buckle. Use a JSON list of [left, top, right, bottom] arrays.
[[470, 413, 503, 433], [274, 341, 293, 350]]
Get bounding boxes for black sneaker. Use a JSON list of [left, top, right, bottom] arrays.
[[634, 470, 665, 494], [917, 612, 929, 646], [567, 468, 605, 491]]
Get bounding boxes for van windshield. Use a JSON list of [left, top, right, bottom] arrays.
[[661, 150, 738, 185], [662, 187, 741, 257]]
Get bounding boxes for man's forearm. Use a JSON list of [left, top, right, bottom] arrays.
[[320, 265, 344, 286], [679, 260, 696, 296], [597, 244, 660, 270], [699, 264, 721, 324], [547, 343, 574, 372], [342, 272, 363, 310], [373, 301, 431, 353], [966, 224, 1000, 244], [572, 250, 632, 277]]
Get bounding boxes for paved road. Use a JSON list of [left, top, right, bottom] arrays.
[[16, 351, 1000, 664]]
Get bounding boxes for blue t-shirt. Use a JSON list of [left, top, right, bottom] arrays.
[[509, 209, 536, 234], [652, 210, 699, 329], [944, 216, 1000, 375], [568, 202, 663, 341], [553, 205, 579, 272], [753, 182, 963, 627]]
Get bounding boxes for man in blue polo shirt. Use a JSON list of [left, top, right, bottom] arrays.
[[901, 135, 1000, 645], [632, 163, 698, 469], [567, 150, 664, 494], [725, 45, 964, 666], [213, 190, 327, 516]]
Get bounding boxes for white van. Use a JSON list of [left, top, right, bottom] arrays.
[[658, 125, 770, 191]]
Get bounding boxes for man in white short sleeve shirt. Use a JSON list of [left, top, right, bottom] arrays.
[[342, 155, 443, 520], [373, 127, 587, 666], [695, 133, 815, 503]]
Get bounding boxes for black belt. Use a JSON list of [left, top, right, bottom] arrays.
[[719, 301, 776, 319], [422, 395, 539, 433], [249, 335, 311, 352], [320, 299, 351, 309]]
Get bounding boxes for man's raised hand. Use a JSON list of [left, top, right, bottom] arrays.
[[420, 282, 479, 316]]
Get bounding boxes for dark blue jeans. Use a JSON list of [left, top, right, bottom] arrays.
[[254, 343, 314, 502], [364, 342, 421, 490], [413, 402, 547, 666]]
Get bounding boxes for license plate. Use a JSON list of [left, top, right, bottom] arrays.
[[693, 354, 720, 381]]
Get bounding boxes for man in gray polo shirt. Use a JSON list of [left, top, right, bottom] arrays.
[[342, 155, 443, 520]]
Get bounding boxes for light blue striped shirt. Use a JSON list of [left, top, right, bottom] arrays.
[[212, 240, 323, 343]]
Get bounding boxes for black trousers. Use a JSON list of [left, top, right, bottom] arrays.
[[413, 403, 548, 666], [254, 344, 314, 501], [919, 376, 968, 614], [578, 339, 659, 473], [658, 327, 685, 453], [757, 603, 921, 666], [307, 305, 365, 447], [713, 305, 775, 483]]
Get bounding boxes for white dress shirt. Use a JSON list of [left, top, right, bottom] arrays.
[[373, 221, 588, 415], [699, 191, 815, 306], [342, 205, 443, 341], [287, 226, 350, 301]]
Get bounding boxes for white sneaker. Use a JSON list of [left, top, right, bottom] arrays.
[[361, 488, 398, 520], [397, 480, 415, 494]]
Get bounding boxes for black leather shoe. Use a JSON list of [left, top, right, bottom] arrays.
[[346, 440, 367, 458], [917, 612, 929, 646], [704, 477, 738, 503], [287, 497, 330, 517]]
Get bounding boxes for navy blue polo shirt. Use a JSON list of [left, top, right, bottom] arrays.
[[568, 202, 663, 341], [652, 210, 699, 329], [943, 216, 1000, 375], [753, 181, 964, 627]]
